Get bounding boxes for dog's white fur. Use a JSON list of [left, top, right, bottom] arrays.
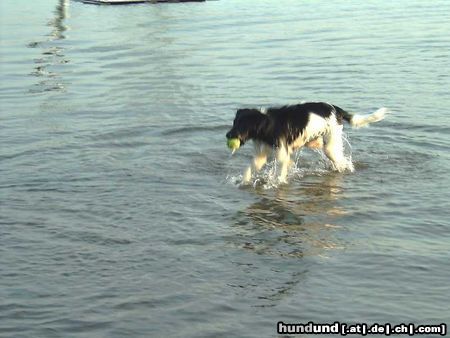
[[243, 107, 388, 184]]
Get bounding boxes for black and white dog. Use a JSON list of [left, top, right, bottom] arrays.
[[226, 102, 388, 184]]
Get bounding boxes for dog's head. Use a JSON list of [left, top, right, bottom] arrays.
[[226, 108, 266, 146]]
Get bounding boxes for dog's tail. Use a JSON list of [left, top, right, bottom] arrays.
[[335, 106, 389, 128]]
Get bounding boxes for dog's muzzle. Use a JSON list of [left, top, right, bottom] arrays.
[[226, 131, 234, 139], [226, 130, 243, 141]]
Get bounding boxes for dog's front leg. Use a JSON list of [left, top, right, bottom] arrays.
[[277, 145, 291, 183], [243, 145, 270, 184], [243, 153, 268, 184], [243, 164, 253, 184]]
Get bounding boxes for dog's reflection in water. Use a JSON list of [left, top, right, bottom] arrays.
[[227, 174, 350, 306], [231, 173, 349, 258]]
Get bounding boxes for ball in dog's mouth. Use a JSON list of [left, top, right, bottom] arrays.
[[227, 138, 240, 153]]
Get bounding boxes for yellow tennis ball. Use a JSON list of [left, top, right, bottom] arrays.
[[227, 138, 240, 150]]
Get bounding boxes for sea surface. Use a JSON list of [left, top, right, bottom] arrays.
[[1, 1, 449, 337]]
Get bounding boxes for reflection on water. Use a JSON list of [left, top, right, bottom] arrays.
[[50, 0, 69, 40], [231, 174, 348, 258], [227, 174, 349, 307], [28, 0, 69, 93]]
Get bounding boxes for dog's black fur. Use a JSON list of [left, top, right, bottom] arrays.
[[226, 102, 352, 147]]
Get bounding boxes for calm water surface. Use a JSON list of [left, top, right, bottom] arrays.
[[1, 0, 449, 337]]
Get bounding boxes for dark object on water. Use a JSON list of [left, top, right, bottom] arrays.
[[82, 0, 205, 4]]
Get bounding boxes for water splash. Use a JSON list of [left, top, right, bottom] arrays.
[[226, 133, 354, 189]]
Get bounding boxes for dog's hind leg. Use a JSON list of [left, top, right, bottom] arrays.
[[324, 124, 354, 172]]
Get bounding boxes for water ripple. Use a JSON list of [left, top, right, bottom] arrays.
[[1, 0, 450, 337]]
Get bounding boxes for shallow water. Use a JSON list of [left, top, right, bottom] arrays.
[[1, 0, 449, 337]]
